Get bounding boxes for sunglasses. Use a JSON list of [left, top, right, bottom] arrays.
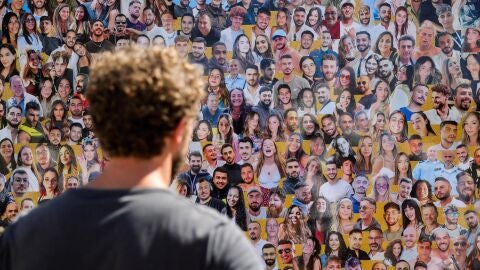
[[454, 242, 466, 247], [446, 212, 459, 217], [278, 248, 291, 254], [357, 81, 367, 85], [340, 74, 350, 79]]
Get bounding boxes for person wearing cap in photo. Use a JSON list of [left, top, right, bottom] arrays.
[[430, 227, 458, 270], [247, 185, 267, 221], [339, 0, 360, 40], [292, 182, 312, 215], [272, 28, 301, 72], [440, 204, 467, 239]]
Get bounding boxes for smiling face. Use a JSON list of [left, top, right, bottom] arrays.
[[389, 112, 405, 135], [59, 146, 72, 165], [262, 139, 276, 157], [375, 176, 389, 196], [302, 114, 315, 133], [416, 182, 429, 200], [338, 200, 352, 220], [328, 233, 340, 251], [0, 139, 13, 160], [43, 170, 58, 191], [255, 35, 268, 53], [226, 187, 240, 207], [287, 134, 301, 153], [288, 206, 302, 225], [0, 47, 15, 68], [301, 58, 316, 77]]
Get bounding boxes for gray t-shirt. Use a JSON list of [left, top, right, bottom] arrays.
[[0, 188, 263, 270]]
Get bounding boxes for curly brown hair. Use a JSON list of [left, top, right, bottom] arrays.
[[87, 46, 205, 158]]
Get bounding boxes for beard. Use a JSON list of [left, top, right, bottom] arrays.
[[459, 190, 474, 203], [249, 203, 261, 212], [265, 259, 275, 266], [267, 206, 283, 218], [7, 119, 20, 128]]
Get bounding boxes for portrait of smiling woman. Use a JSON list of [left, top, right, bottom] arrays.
[[221, 185, 247, 231]]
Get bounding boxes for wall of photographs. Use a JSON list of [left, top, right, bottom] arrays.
[[0, 0, 479, 269]]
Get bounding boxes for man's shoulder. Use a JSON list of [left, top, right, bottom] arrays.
[[2, 188, 262, 269], [292, 76, 310, 85]]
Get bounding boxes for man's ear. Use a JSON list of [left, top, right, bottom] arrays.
[[171, 118, 191, 145]]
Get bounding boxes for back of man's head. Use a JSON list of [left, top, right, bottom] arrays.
[[87, 47, 205, 158]]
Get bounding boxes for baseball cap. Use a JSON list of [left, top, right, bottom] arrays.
[[272, 29, 287, 40], [340, 0, 355, 8]]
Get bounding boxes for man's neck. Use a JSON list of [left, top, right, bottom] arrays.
[[208, 108, 217, 116], [33, 7, 46, 15], [441, 140, 453, 150], [407, 102, 421, 112], [343, 18, 353, 25], [388, 222, 402, 232], [283, 73, 294, 82], [200, 196, 212, 204], [249, 208, 260, 216], [247, 83, 259, 94], [207, 159, 217, 166], [418, 45, 433, 53], [194, 54, 206, 61], [353, 193, 364, 201], [436, 104, 449, 115], [326, 77, 336, 87], [445, 222, 457, 230], [62, 45, 73, 55], [146, 23, 155, 31], [91, 35, 104, 43], [399, 55, 412, 64], [14, 95, 23, 103], [86, 155, 173, 190], [328, 178, 338, 185], [129, 16, 139, 24], [440, 197, 454, 207], [444, 50, 453, 57], [320, 99, 331, 107], [40, 162, 50, 170], [361, 50, 369, 58], [362, 217, 373, 227]]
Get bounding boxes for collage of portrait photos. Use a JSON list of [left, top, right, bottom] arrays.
[[0, 0, 479, 269]]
